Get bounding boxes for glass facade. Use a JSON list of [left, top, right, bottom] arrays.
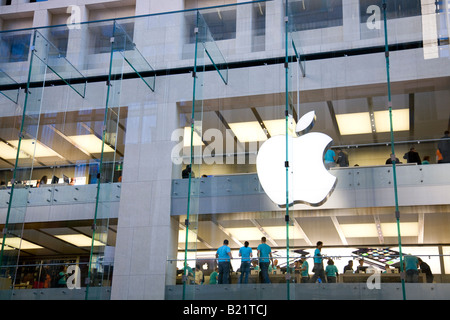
[[0, 0, 449, 300]]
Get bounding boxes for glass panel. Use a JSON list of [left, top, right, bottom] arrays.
[[197, 11, 228, 85], [0, 68, 19, 104], [114, 22, 155, 92], [180, 9, 231, 299], [180, 10, 205, 300], [85, 20, 154, 300], [0, 26, 95, 299], [33, 30, 86, 98]]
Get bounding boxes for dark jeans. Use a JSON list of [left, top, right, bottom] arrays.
[[406, 269, 419, 283], [310, 263, 326, 283], [327, 276, 337, 283], [259, 262, 271, 283], [218, 262, 230, 284], [239, 261, 251, 284], [301, 276, 310, 283]]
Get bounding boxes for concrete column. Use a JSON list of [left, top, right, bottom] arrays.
[[133, 0, 186, 68], [65, 5, 89, 72], [32, 7, 50, 28], [235, 0, 253, 55], [135, 0, 184, 15], [343, 0, 361, 42], [265, 0, 284, 53], [110, 76, 181, 300]]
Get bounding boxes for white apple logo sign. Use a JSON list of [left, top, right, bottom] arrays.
[[256, 111, 337, 207]]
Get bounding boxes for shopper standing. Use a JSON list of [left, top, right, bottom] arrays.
[[310, 241, 327, 283], [438, 131, 450, 163], [257, 237, 273, 283], [238, 241, 253, 284], [216, 239, 232, 284], [325, 259, 339, 283]]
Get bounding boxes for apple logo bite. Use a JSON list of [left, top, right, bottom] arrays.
[[256, 111, 337, 207]]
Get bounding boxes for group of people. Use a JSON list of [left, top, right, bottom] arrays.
[[386, 147, 431, 165], [201, 240, 435, 285], [324, 131, 450, 168], [324, 148, 349, 169], [385, 131, 450, 165], [215, 237, 274, 284]]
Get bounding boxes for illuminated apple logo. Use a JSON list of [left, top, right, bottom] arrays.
[[256, 111, 337, 207]]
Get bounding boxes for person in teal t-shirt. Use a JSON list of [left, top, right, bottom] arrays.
[[310, 241, 326, 283], [238, 241, 253, 284], [216, 239, 232, 284], [300, 255, 309, 283], [209, 268, 218, 284], [324, 149, 336, 169], [404, 254, 419, 283], [325, 259, 339, 283], [257, 237, 273, 283]]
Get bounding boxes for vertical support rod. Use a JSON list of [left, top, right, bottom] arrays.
[[284, 0, 290, 301], [183, 11, 201, 301], [382, 0, 406, 301]]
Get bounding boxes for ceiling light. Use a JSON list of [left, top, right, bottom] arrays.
[[340, 223, 379, 238], [7, 139, 64, 158], [225, 227, 264, 241], [263, 226, 303, 240], [183, 126, 204, 147], [373, 109, 410, 133], [335, 109, 410, 135], [0, 238, 43, 250], [0, 141, 27, 159], [263, 119, 297, 137], [228, 121, 268, 142], [340, 222, 419, 238], [67, 134, 115, 153], [336, 112, 372, 135], [381, 222, 418, 237], [178, 229, 199, 243], [55, 234, 104, 247]]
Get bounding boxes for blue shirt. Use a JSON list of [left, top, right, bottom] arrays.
[[326, 264, 338, 277], [239, 246, 252, 262], [301, 261, 309, 277], [257, 243, 271, 263], [404, 255, 419, 271], [216, 245, 231, 263], [324, 149, 335, 163], [313, 248, 323, 264]]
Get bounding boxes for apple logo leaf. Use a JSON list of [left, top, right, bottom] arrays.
[[296, 110, 316, 136]]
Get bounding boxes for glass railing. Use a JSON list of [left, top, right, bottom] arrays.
[[171, 163, 450, 201], [165, 249, 450, 300], [0, 260, 112, 300], [0, 183, 121, 207]]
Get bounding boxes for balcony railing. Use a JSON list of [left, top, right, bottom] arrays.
[[171, 163, 450, 215]]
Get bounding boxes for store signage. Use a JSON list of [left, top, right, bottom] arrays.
[[256, 111, 336, 207]]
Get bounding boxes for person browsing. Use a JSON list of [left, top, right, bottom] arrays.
[[216, 239, 232, 284], [238, 241, 253, 284], [257, 237, 273, 283], [310, 241, 326, 283]]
